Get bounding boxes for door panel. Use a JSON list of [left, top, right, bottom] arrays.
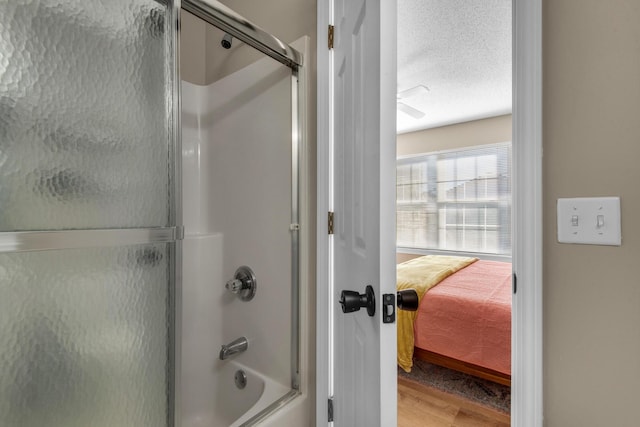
[[333, 1, 378, 426], [330, 0, 397, 425]]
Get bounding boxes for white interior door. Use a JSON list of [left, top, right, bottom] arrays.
[[317, 0, 397, 425]]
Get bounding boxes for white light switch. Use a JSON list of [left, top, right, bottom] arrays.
[[557, 197, 621, 245]]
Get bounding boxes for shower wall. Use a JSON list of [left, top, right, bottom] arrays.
[[182, 47, 295, 391]]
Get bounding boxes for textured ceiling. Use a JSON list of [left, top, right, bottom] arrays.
[[397, 0, 512, 134]]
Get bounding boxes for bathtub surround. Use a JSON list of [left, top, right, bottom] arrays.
[[181, 4, 317, 422], [181, 235, 291, 426], [181, 33, 310, 425]]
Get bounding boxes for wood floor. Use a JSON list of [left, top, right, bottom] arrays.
[[398, 377, 510, 427]]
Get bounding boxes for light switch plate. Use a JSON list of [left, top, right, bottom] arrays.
[[557, 197, 621, 246]]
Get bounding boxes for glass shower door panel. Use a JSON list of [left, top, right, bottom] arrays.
[[0, 243, 173, 427], [0, 0, 177, 231]]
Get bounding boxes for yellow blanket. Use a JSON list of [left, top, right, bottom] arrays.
[[397, 255, 477, 372]]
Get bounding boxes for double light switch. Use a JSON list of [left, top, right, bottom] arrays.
[[557, 197, 621, 246]]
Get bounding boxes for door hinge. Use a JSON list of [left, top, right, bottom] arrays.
[[328, 25, 334, 49], [328, 397, 334, 422], [513, 272, 517, 294], [328, 211, 334, 235]]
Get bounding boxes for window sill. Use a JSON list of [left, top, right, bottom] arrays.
[[396, 246, 512, 262]]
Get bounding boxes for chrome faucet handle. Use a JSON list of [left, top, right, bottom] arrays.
[[225, 266, 257, 301], [226, 278, 245, 293]]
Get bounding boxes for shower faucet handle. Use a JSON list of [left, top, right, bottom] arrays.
[[225, 266, 257, 301], [226, 278, 246, 293]]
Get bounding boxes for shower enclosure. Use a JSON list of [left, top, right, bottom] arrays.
[[180, 1, 305, 426], [0, 0, 305, 425]]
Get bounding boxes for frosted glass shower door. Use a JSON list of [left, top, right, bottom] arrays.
[[0, 243, 174, 426], [0, 1, 180, 426], [0, 0, 178, 230]]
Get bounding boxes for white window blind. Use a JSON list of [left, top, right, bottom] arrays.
[[397, 142, 511, 255]]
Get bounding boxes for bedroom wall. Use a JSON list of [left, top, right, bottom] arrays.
[[543, 1, 640, 425], [396, 114, 512, 157]]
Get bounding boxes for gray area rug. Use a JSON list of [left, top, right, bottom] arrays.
[[398, 358, 511, 414]]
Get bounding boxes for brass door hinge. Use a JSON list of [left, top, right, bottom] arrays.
[[328, 25, 334, 49], [328, 211, 334, 235]]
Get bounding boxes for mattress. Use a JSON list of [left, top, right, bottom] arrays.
[[413, 259, 512, 375]]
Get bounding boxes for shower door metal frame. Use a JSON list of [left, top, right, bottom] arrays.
[[0, 227, 183, 253], [180, 1, 305, 425]]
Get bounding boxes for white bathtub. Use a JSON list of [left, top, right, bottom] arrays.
[[182, 359, 291, 427]]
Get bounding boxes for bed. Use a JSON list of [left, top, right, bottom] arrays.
[[397, 255, 512, 386]]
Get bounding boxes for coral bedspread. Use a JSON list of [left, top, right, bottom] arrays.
[[396, 255, 477, 372], [413, 259, 512, 375]]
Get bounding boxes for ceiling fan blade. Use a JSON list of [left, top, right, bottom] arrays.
[[397, 85, 429, 100], [397, 102, 426, 119]]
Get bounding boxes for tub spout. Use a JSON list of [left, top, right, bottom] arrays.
[[219, 337, 248, 360]]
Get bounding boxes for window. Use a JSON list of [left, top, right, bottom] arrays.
[[397, 143, 511, 255]]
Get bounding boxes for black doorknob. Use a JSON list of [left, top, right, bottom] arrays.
[[340, 285, 376, 317], [397, 289, 419, 311]]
